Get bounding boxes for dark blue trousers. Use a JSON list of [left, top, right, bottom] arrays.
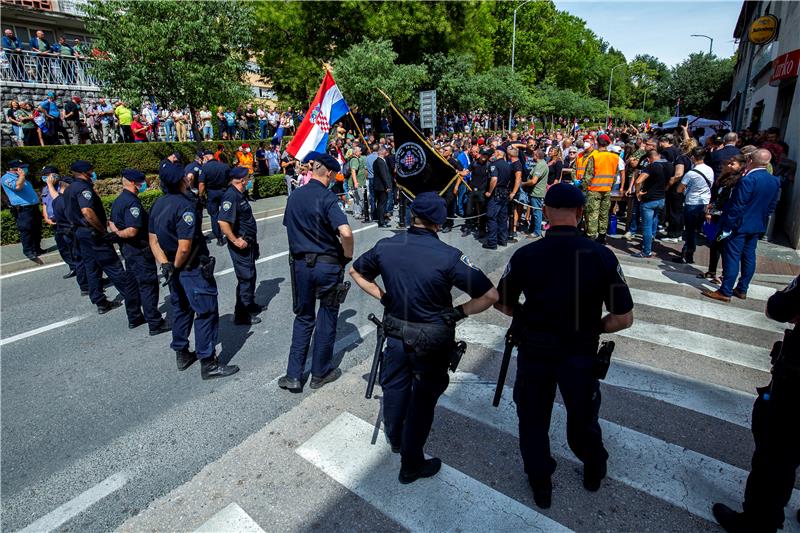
[[228, 241, 259, 318], [720, 232, 759, 297], [70, 229, 90, 292], [486, 194, 508, 247], [514, 351, 608, 483], [12, 205, 41, 258], [286, 260, 342, 380], [206, 189, 225, 240], [121, 244, 163, 330], [54, 226, 77, 271], [75, 227, 143, 322], [168, 268, 219, 359], [380, 337, 450, 470]]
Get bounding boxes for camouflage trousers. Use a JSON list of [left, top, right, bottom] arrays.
[[584, 190, 611, 239]]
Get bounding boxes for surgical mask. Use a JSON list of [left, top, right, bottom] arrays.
[[246, 148, 251, 153], [138, 181, 148, 193], [91, 171, 97, 182], [246, 180, 253, 191]]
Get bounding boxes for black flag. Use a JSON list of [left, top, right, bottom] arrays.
[[383, 97, 458, 198]]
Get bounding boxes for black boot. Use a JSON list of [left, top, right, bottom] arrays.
[[595, 233, 607, 245], [711, 503, 751, 533], [176, 349, 197, 371], [149, 320, 171, 336], [200, 356, 239, 380], [97, 299, 121, 315], [398, 458, 442, 484], [583, 462, 606, 492], [529, 477, 552, 509]]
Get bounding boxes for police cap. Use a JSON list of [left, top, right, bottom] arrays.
[[303, 151, 341, 172], [479, 146, 493, 157], [197, 149, 214, 157], [410, 191, 447, 225], [230, 166, 249, 180], [159, 162, 185, 185], [7, 160, 27, 169], [544, 183, 585, 209], [121, 168, 146, 183], [40, 165, 59, 175], [70, 160, 93, 173]]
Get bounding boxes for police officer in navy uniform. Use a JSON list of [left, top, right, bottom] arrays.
[[218, 166, 262, 326], [149, 162, 239, 380], [199, 150, 230, 246], [350, 192, 498, 483], [483, 147, 512, 250], [278, 151, 353, 393], [713, 274, 800, 533], [63, 160, 145, 323], [108, 168, 169, 335], [41, 166, 79, 279], [494, 183, 634, 509], [463, 146, 492, 238]]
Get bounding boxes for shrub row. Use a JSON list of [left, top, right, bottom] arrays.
[[1, 174, 287, 246], [1, 137, 294, 179]]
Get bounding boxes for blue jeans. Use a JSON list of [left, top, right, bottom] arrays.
[[682, 203, 706, 256], [456, 182, 467, 216], [628, 196, 640, 234], [640, 199, 664, 255], [720, 232, 759, 297], [164, 119, 176, 142], [367, 179, 376, 220], [259, 120, 268, 139], [530, 197, 544, 236], [202, 125, 213, 140]]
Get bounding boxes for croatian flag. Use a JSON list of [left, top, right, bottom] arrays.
[[287, 71, 350, 161]]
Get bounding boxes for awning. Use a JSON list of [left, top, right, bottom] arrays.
[[770, 49, 800, 86]]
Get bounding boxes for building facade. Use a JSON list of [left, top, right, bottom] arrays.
[[728, 0, 800, 248]]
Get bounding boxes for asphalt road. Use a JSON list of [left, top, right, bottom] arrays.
[[0, 211, 521, 532]]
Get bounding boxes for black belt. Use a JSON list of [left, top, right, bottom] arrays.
[[292, 253, 341, 265], [10, 204, 37, 212]]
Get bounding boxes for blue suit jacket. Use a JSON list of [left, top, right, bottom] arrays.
[[720, 168, 780, 235]]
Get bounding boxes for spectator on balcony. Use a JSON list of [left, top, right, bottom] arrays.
[[130, 113, 149, 143], [2, 29, 25, 81], [72, 39, 85, 58], [30, 31, 55, 81], [54, 37, 75, 83], [63, 95, 83, 144], [16, 101, 41, 146], [96, 97, 116, 143], [115, 100, 133, 143]]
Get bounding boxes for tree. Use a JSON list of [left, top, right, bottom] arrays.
[[628, 54, 669, 113], [659, 53, 734, 117], [422, 53, 484, 112], [333, 39, 427, 115], [84, 0, 254, 110], [473, 67, 530, 114]]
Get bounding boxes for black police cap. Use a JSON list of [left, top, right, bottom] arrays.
[[303, 151, 341, 172], [7, 159, 28, 169], [230, 166, 249, 180], [544, 183, 586, 209], [410, 191, 447, 225], [41, 165, 59, 175], [121, 168, 146, 183], [197, 149, 214, 157], [70, 160, 93, 173], [479, 147, 493, 156], [159, 162, 185, 185]]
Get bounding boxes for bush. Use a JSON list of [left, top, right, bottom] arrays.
[[0, 137, 294, 179]]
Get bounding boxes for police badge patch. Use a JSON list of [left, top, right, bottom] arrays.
[[82, 190, 92, 200], [222, 201, 232, 212], [182, 212, 194, 226], [130, 207, 140, 218], [395, 142, 426, 178], [460, 254, 480, 271], [617, 263, 627, 285]]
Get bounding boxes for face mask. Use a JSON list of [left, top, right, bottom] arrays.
[[246, 180, 253, 191], [246, 148, 251, 153], [91, 171, 97, 182], [138, 181, 148, 193]]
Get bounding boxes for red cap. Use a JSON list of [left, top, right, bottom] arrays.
[[598, 134, 612, 144], [241, 143, 250, 148], [583, 135, 593, 142], [477, 138, 485, 146]]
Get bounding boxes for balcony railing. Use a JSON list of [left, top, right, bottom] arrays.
[[0, 49, 99, 88]]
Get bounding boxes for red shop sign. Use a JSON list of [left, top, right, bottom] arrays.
[[770, 49, 800, 86]]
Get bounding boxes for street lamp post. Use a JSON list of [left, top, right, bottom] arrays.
[[509, 0, 533, 130], [606, 63, 624, 122], [690, 34, 714, 55]]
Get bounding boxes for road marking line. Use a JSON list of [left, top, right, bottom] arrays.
[[629, 287, 783, 333], [16, 470, 129, 533], [296, 412, 572, 533], [0, 315, 88, 347], [194, 502, 266, 533], [456, 321, 755, 427], [439, 377, 800, 528], [621, 264, 776, 301]]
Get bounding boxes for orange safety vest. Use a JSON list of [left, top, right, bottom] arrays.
[[237, 151, 255, 175], [587, 151, 619, 192], [575, 150, 594, 182]]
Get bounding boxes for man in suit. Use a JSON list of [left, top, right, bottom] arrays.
[[706, 132, 740, 179], [373, 147, 392, 227], [702, 149, 780, 303]]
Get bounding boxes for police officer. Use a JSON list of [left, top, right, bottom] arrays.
[[108, 168, 169, 335], [350, 192, 498, 483], [1, 160, 43, 263], [149, 162, 239, 379], [278, 151, 353, 393], [41, 166, 78, 278], [63, 160, 145, 322], [463, 146, 492, 237], [218, 166, 262, 326], [494, 183, 634, 509], [199, 150, 230, 246], [713, 274, 800, 533], [483, 148, 512, 250]]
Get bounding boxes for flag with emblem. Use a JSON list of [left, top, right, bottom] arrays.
[[379, 91, 458, 198], [287, 71, 350, 162]]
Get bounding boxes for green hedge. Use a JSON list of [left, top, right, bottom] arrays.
[[0, 174, 287, 245], [0, 137, 294, 179]]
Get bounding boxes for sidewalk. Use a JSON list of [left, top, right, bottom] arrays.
[[0, 195, 288, 276]]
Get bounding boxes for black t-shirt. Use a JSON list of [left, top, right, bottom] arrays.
[[63, 101, 80, 122], [510, 159, 524, 187], [640, 160, 673, 202], [469, 160, 490, 190], [547, 160, 563, 185], [447, 156, 464, 172], [660, 145, 680, 163], [282, 152, 296, 176]]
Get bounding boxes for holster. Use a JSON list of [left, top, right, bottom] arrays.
[[320, 281, 351, 307], [288, 256, 300, 314], [595, 341, 615, 380], [383, 315, 455, 359], [450, 341, 467, 373], [199, 255, 215, 281]]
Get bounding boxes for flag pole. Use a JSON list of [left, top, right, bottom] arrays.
[[322, 63, 371, 154]]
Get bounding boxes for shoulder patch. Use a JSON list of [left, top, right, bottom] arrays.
[[82, 190, 92, 200], [182, 212, 195, 226], [222, 200, 232, 212], [782, 276, 798, 293], [460, 254, 480, 271], [490, 165, 496, 172], [617, 263, 628, 285], [130, 206, 140, 218], [501, 261, 511, 279]]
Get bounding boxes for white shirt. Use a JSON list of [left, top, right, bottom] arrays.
[[681, 162, 713, 205]]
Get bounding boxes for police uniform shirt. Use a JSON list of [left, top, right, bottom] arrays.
[[149, 192, 208, 262], [490, 159, 512, 191], [767, 275, 799, 332], [469, 160, 490, 190], [200, 160, 230, 190], [282, 179, 347, 257], [353, 227, 493, 324], [184, 162, 203, 184], [1, 172, 39, 206], [64, 179, 105, 228], [110, 189, 149, 248], [218, 186, 257, 239], [496, 226, 633, 347], [52, 194, 70, 229]]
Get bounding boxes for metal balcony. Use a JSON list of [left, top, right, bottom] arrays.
[[0, 49, 100, 89]]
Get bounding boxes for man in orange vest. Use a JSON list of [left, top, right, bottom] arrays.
[[574, 136, 595, 186], [236, 143, 255, 177], [582, 133, 620, 243]]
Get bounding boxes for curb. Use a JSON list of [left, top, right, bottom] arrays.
[[0, 206, 286, 277]]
